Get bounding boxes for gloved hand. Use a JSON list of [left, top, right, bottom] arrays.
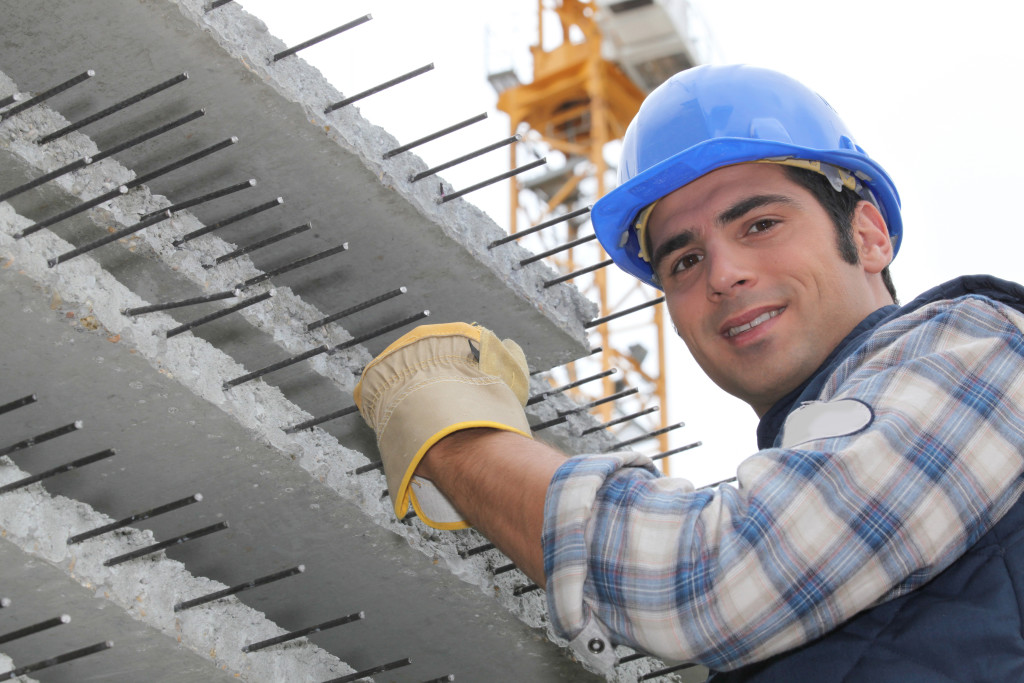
[[353, 322, 532, 529]]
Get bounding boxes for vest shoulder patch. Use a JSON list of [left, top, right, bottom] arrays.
[[780, 398, 873, 449]]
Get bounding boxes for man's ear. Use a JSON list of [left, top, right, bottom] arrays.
[[852, 200, 894, 274]]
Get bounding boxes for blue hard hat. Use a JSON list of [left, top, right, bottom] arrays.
[[591, 64, 902, 287]]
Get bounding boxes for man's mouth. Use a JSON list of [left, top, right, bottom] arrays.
[[724, 307, 785, 338]]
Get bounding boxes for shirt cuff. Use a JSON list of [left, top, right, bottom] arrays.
[[541, 451, 658, 658]]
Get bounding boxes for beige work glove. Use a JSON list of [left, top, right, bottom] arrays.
[[353, 322, 532, 530]]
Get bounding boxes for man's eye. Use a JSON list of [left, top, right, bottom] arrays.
[[747, 219, 777, 234], [672, 253, 703, 273]]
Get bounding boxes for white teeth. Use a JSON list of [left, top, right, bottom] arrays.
[[727, 308, 783, 337]]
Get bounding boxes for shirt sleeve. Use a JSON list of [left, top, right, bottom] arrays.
[[542, 296, 1024, 670]]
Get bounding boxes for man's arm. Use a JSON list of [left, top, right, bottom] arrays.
[[417, 428, 565, 587]]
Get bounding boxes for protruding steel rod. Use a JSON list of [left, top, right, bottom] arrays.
[[210, 222, 310, 267], [439, 157, 546, 204], [306, 287, 407, 332], [104, 521, 228, 567], [0, 93, 21, 110], [459, 543, 495, 559], [272, 15, 372, 61], [0, 421, 82, 458], [123, 289, 240, 316], [166, 291, 274, 338], [325, 63, 434, 112], [126, 136, 238, 191], [69, 493, 203, 544], [0, 70, 95, 122], [351, 460, 383, 475], [639, 662, 697, 680], [513, 583, 540, 596], [48, 210, 172, 267], [698, 475, 738, 491], [0, 615, 70, 645], [0, 448, 115, 496], [36, 73, 189, 145], [419, 676, 455, 683], [240, 243, 349, 289], [92, 109, 206, 165], [606, 421, 686, 452], [205, 0, 233, 10], [616, 652, 648, 665], [0, 641, 113, 679], [585, 296, 666, 329], [543, 258, 613, 288], [325, 657, 412, 683], [330, 310, 430, 353], [527, 369, 616, 406], [410, 134, 519, 183], [172, 197, 282, 247], [0, 394, 37, 416], [142, 177, 254, 221], [493, 562, 517, 576], [285, 405, 360, 434], [15, 185, 128, 239], [0, 157, 90, 203], [558, 387, 639, 417], [242, 611, 364, 653], [581, 406, 659, 435], [519, 233, 597, 267], [384, 112, 487, 159], [489, 206, 592, 248], [175, 565, 305, 612], [651, 440, 702, 462], [223, 344, 329, 391]]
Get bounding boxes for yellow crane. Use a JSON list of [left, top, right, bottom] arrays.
[[489, 0, 705, 470]]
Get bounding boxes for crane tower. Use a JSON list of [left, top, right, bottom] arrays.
[[489, 0, 707, 468]]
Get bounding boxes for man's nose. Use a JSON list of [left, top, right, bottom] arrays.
[[706, 246, 755, 300]]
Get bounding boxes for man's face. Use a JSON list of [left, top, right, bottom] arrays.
[[647, 163, 887, 416]]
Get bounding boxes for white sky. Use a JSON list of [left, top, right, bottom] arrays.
[[236, 0, 1024, 486]]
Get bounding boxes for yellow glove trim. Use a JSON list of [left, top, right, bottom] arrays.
[[395, 420, 533, 528]]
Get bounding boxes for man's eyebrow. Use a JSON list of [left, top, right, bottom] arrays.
[[716, 193, 795, 226], [651, 230, 696, 273]]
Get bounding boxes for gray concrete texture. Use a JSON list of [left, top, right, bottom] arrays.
[[0, 0, 704, 681]]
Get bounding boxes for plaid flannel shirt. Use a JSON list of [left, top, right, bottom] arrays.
[[542, 294, 1024, 670]]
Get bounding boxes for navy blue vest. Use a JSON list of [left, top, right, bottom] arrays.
[[710, 275, 1024, 682]]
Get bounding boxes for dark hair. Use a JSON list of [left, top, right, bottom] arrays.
[[782, 165, 898, 304]]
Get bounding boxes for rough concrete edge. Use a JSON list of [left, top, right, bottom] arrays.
[[175, 0, 600, 346], [0, 651, 40, 682], [0, 458, 351, 682]]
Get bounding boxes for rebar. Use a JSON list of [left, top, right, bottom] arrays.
[[36, 73, 188, 145], [639, 662, 697, 680], [306, 287, 407, 331], [285, 405, 360, 434], [384, 112, 487, 159], [580, 406, 659, 435], [104, 521, 228, 566], [651, 440, 702, 462], [242, 611, 364, 653], [176, 565, 304, 612], [0, 615, 70, 645], [223, 344, 329, 390], [15, 186, 128, 239], [410, 134, 519, 183], [272, 15, 371, 61], [526, 369, 616, 406], [122, 289, 240, 316], [459, 543, 495, 559], [606, 421, 686, 452], [69, 493, 203, 544], [585, 296, 666, 329], [0, 449, 115, 495], [324, 657, 412, 683], [142, 177, 254, 221], [325, 64, 434, 112], [92, 109, 205, 165], [0, 70, 94, 122], [489, 206, 591, 248], [330, 310, 430, 353], [543, 258, 613, 288], [439, 158, 546, 203], [0, 394, 37, 416], [519, 233, 597, 267], [0, 157, 90, 203], [210, 221, 310, 267], [0, 421, 82, 458], [48, 211, 172, 267], [239, 243, 349, 289], [166, 290, 274, 338], [172, 197, 282, 247], [0, 641, 113, 679]]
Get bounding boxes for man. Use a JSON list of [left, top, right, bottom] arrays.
[[355, 65, 1024, 680]]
